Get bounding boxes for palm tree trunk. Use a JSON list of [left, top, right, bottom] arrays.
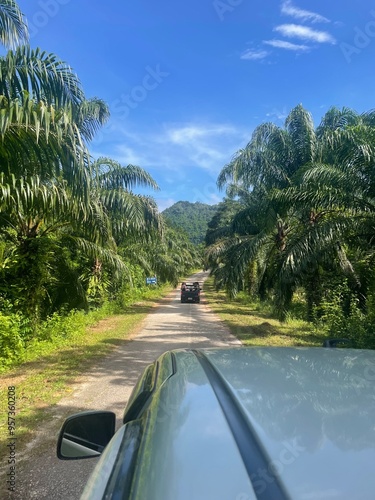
[[305, 268, 322, 321]]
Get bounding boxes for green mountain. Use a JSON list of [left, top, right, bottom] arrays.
[[162, 201, 219, 244]]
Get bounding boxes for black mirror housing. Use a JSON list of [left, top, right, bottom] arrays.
[[57, 411, 116, 460]]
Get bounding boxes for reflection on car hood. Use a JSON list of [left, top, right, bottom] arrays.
[[200, 347, 375, 499], [83, 347, 375, 500]]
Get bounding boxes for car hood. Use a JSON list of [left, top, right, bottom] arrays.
[[83, 347, 375, 500], [199, 347, 375, 499]]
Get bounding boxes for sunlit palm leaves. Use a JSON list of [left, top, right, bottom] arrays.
[[208, 104, 375, 319], [90, 157, 162, 244], [0, 0, 28, 49], [0, 4, 164, 320]]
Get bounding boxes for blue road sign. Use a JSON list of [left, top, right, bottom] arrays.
[[146, 277, 157, 285]]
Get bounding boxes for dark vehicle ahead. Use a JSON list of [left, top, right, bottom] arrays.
[[180, 281, 201, 303], [57, 346, 375, 500]]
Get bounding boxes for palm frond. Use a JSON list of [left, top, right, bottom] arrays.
[[92, 157, 159, 191], [0, 0, 28, 49], [0, 46, 84, 106]]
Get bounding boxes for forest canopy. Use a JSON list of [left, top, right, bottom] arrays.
[[163, 201, 219, 244]]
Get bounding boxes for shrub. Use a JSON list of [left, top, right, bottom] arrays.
[[314, 284, 375, 349], [0, 312, 29, 366]]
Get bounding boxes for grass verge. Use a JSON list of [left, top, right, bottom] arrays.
[[0, 284, 173, 463], [203, 278, 326, 347]]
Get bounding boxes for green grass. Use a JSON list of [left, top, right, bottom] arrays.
[[0, 284, 173, 462], [203, 278, 326, 347]]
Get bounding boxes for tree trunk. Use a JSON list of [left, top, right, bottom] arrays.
[[305, 268, 322, 321]]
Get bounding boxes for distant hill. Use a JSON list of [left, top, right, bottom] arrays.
[[162, 201, 219, 244]]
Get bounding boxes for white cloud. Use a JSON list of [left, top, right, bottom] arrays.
[[94, 121, 248, 176], [275, 24, 336, 44], [91, 120, 251, 210], [168, 124, 236, 145], [281, 1, 330, 24], [264, 39, 309, 51], [266, 107, 289, 121], [165, 124, 244, 173], [240, 49, 269, 61]]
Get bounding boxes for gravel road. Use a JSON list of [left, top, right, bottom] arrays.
[[4, 271, 241, 499]]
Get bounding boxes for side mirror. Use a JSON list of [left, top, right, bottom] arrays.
[[57, 411, 116, 460]]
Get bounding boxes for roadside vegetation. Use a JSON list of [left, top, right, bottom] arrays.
[[204, 276, 375, 349], [0, 283, 172, 462], [204, 278, 327, 347], [205, 105, 375, 349]]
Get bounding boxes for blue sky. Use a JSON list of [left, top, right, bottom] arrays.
[[18, 0, 375, 210]]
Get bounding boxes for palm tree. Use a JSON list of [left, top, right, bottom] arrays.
[[0, 0, 28, 49], [274, 108, 375, 316], [0, 0, 166, 323], [0, 153, 165, 320], [217, 105, 315, 194], [0, 47, 110, 188], [211, 106, 317, 313], [0, 46, 111, 249], [0, 43, 114, 321], [208, 105, 374, 320], [90, 157, 161, 245]]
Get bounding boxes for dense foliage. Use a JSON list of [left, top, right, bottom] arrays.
[[0, 0, 201, 364], [206, 105, 375, 347], [163, 201, 218, 244]]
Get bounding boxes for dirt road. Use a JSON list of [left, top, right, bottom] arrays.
[[8, 272, 241, 499]]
